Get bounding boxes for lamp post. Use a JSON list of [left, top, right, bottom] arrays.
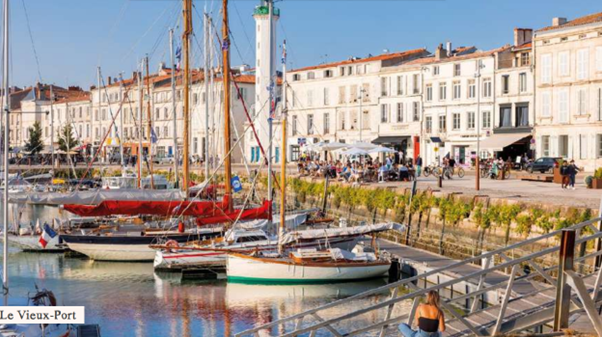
[[475, 59, 485, 191]]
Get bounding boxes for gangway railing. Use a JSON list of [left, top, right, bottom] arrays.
[[235, 216, 602, 337]]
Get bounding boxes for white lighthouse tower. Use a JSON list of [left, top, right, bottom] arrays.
[[251, 0, 279, 164]]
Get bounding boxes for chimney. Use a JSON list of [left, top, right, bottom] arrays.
[[435, 44, 447, 61], [514, 28, 533, 46], [107, 76, 112, 86], [552, 17, 567, 27], [446, 41, 452, 57]]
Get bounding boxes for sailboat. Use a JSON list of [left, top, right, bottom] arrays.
[[226, 4, 394, 283]]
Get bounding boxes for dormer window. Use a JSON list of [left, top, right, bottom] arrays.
[[292, 74, 301, 81], [324, 70, 333, 78], [307, 72, 315, 80]]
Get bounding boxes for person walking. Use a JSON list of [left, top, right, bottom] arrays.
[[560, 161, 569, 189], [399, 290, 446, 337], [567, 160, 579, 190], [416, 156, 423, 177]]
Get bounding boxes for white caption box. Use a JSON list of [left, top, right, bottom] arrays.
[[0, 306, 85, 324]]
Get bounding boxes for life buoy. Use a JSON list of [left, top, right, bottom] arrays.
[[165, 240, 179, 248]]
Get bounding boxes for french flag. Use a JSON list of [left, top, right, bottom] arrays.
[[38, 224, 57, 249]]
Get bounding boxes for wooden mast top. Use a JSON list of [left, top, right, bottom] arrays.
[[222, 0, 233, 213]]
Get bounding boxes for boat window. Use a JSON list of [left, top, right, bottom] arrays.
[[236, 236, 266, 243]]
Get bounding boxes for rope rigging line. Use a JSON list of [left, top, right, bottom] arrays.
[[20, 0, 43, 83]]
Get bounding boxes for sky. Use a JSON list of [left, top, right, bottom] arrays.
[[5, 0, 602, 89]]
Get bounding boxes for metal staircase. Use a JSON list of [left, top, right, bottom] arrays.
[[235, 216, 602, 337]]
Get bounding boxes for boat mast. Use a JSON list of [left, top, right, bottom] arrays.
[[222, 0, 233, 212], [118, 75, 125, 175], [203, 12, 210, 180], [169, 29, 179, 188], [182, 0, 192, 196], [266, 0, 274, 225], [145, 56, 155, 188], [137, 67, 143, 188], [278, 40, 287, 255], [2, 0, 9, 303], [49, 85, 55, 172]]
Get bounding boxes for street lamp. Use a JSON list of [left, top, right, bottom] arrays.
[[475, 59, 486, 191]]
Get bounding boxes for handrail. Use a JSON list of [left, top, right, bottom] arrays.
[[236, 216, 602, 336]]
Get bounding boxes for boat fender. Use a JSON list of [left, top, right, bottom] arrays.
[[178, 222, 185, 233]]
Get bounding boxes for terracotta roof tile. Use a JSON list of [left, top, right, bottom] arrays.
[[403, 46, 509, 66], [538, 12, 602, 32], [290, 48, 429, 73]]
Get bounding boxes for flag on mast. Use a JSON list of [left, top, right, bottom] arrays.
[[38, 223, 57, 249]]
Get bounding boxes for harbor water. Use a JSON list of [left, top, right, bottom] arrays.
[[1, 205, 409, 337]]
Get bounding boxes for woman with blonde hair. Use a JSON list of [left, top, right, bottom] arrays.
[[399, 290, 446, 337]]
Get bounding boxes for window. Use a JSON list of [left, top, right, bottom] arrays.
[[454, 63, 461, 76], [451, 81, 461, 99], [307, 114, 314, 134], [439, 82, 447, 101], [323, 113, 330, 134], [468, 80, 475, 98], [412, 74, 419, 94], [350, 85, 358, 102], [155, 126, 161, 138], [519, 73, 527, 93], [362, 83, 370, 102], [500, 106, 512, 127], [412, 102, 419, 122], [558, 89, 569, 122], [516, 105, 529, 127], [467, 111, 475, 129], [164, 107, 169, 119], [292, 116, 298, 135], [323, 88, 329, 106], [381, 104, 389, 123], [426, 85, 433, 102], [396, 103, 404, 123], [338, 86, 346, 104], [580, 134, 588, 160], [520, 52, 530, 66], [324, 70, 333, 78], [439, 115, 446, 132], [340, 67, 345, 76], [433, 66, 440, 76], [397, 76, 404, 95], [598, 88, 602, 121], [482, 111, 491, 129], [542, 136, 550, 156], [502, 75, 510, 94], [102, 109, 107, 120], [362, 110, 369, 129], [350, 110, 358, 130], [559, 51, 569, 76], [307, 90, 313, 107], [307, 72, 315, 80], [340, 111, 346, 130], [425, 116, 432, 133], [292, 74, 301, 81], [381, 77, 389, 96], [356, 65, 364, 75], [483, 78, 492, 97], [347, 66, 353, 75], [193, 93, 198, 105], [155, 108, 160, 120], [542, 91, 551, 117], [577, 89, 587, 115], [291, 91, 296, 108], [577, 49, 589, 80], [452, 113, 460, 130], [559, 135, 569, 157], [597, 47, 602, 72], [541, 54, 552, 83]]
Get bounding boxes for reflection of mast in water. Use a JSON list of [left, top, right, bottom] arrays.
[[182, 298, 191, 337]]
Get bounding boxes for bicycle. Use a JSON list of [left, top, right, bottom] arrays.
[[441, 166, 465, 178], [423, 165, 438, 177]]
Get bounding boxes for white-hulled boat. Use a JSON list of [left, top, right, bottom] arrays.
[[227, 247, 391, 284]]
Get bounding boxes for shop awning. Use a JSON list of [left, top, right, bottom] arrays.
[[479, 133, 531, 152], [430, 137, 442, 143], [372, 136, 409, 144]]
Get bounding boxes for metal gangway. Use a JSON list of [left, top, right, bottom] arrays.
[[236, 216, 602, 337]]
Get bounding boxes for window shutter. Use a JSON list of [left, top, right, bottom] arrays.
[[568, 135, 573, 159], [597, 47, 602, 72], [551, 135, 558, 156]]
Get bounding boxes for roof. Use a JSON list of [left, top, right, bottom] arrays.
[[538, 12, 602, 32], [290, 48, 429, 73], [403, 46, 509, 66], [514, 42, 532, 50]]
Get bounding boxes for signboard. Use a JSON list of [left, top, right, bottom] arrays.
[[297, 137, 306, 146], [434, 147, 439, 152], [231, 176, 242, 193]]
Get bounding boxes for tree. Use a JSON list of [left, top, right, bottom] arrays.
[[58, 124, 79, 152], [24, 121, 43, 154]]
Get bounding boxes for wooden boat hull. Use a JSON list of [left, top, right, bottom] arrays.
[[226, 253, 390, 284], [154, 236, 360, 270], [62, 231, 221, 262]]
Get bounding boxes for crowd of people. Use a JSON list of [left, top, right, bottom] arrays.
[[297, 154, 417, 183]]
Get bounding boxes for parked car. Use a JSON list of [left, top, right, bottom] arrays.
[[528, 157, 562, 174], [153, 156, 174, 165]]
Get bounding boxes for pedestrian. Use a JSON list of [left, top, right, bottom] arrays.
[[416, 155, 423, 177], [567, 160, 579, 190], [560, 161, 569, 189], [446, 157, 456, 180], [399, 290, 445, 337]]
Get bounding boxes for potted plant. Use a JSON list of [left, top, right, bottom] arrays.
[[553, 158, 565, 184], [592, 168, 602, 189]]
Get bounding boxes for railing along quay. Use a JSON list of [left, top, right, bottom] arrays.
[[236, 216, 602, 337]]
